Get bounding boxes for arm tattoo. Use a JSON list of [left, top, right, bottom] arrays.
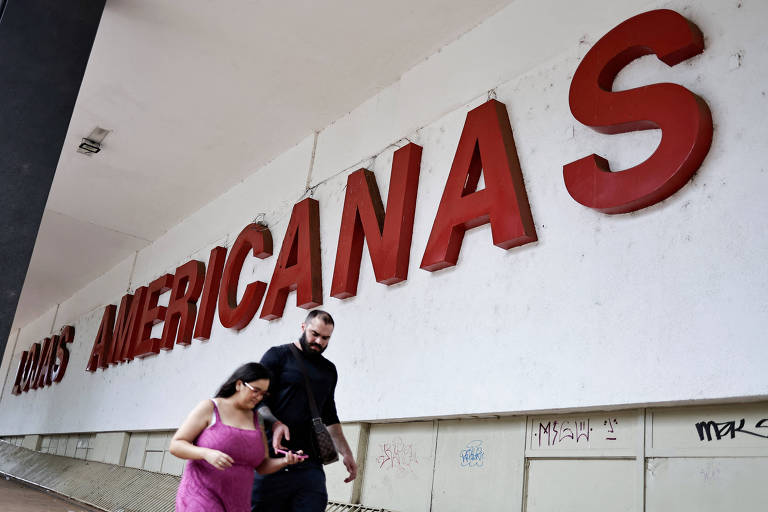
[[257, 404, 281, 427]]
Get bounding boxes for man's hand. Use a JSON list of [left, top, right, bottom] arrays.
[[271, 421, 291, 452], [342, 451, 357, 483], [327, 423, 357, 482]]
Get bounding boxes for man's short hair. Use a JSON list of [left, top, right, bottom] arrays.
[[304, 309, 334, 326]]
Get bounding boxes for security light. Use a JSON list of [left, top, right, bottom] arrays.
[[77, 127, 110, 155]]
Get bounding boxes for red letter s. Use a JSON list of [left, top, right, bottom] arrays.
[[564, 9, 713, 214]]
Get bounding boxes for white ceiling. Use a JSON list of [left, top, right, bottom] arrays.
[[13, 0, 514, 330]]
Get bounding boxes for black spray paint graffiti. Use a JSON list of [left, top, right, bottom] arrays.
[[536, 419, 591, 446], [459, 440, 484, 468], [695, 418, 768, 441], [534, 417, 621, 447]]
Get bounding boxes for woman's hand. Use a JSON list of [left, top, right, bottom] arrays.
[[255, 449, 304, 475], [282, 449, 303, 466], [204, 449, 234, 470]]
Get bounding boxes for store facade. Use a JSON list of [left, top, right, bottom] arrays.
[[1, 1, 767, 510]]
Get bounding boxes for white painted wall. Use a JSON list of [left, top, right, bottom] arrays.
[[1, 0, 767, 435]]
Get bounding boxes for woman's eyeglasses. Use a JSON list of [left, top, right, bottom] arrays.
[[242, 381, 269, 398]]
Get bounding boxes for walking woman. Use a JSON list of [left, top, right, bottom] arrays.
[[171, 362, 302, 511]]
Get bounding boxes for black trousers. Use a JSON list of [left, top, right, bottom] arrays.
[[251, 461, 327, 512]]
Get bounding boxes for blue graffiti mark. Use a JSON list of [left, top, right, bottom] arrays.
[[459, 440, 485, 467]]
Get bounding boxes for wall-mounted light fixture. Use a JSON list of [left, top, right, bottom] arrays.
[[77, 127, 110, 155]]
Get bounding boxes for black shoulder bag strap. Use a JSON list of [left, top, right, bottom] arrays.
[[288, 343, 322, 419], [288, 344, 339, 464]]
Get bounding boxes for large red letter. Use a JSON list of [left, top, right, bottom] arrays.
[[33, 336, 57, 388], [108, 288, 148, 364], [11, 351, 28, 395], [161, 260, 206, 349], [134, 275, 173, 358], [19, 343, 40, 392], [564, 9, 712, 213], [30, 338, 53, 389], [260, 199, 322, 321], [193, 246, 227, 341], [51, 325, 74, 383], [86, 305, 116, 371], [219, 225, 273, 330], [421, 100, 536, 271], [331, 143, 422, 299]]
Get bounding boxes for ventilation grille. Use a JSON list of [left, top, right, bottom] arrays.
[[0, 441, 182, 512], [0, 441, 394, 512], [327, 502, 393, 511]]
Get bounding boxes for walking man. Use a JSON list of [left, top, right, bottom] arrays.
[[252, 309, 358, 511]]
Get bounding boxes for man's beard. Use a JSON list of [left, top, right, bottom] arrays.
[[299, 332, 325, 356]]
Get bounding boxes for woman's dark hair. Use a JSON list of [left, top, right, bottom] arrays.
[[215, 362, 271, 398]]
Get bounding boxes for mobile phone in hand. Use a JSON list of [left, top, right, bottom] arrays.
[[276, 448, 308, 460]]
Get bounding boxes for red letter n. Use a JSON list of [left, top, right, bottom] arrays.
[[421, 99, 537, 271], [331, 143, 422, 299]]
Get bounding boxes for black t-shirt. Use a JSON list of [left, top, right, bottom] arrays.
[[258, 343, 340, 461]]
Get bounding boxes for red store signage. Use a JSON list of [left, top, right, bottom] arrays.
[[70, 10, 709, 375], [11, 325, 75, 395]]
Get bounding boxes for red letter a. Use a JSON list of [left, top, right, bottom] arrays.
[[564, 9, 712, 213], [260, 198, 322, 321], [331, 143, 422, 299], [86, 305, 116, 372], [421, 99, 536, 271]]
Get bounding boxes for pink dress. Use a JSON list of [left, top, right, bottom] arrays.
[[176, 399, 266, 512]]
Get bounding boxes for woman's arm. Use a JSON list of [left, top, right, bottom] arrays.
[[169, 400, 234, 470]]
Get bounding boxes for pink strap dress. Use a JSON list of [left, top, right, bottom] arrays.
[[176, 399, 266, 512]]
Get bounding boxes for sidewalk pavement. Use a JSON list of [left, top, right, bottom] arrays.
[[0, 476, 102, 512]]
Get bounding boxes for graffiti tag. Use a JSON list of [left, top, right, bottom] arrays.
[[533, 417, 622, 447], [376, 437, 419, 472], [459, 440, 484, 467], [695, 418, 768, 441]]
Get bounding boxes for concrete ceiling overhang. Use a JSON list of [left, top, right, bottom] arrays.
[[12, 0, 513, 330]]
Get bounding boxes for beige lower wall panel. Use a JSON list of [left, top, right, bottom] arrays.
[[125, 433, 148, 469], [646, 457, 768, 511], [325, 423, 362, 502], [161, 449, 185, 476], [525, 459, 635, 512], [648, 402, 768, 455], [92, 432, 130, 465], [361, 422, 436, 512], [65, 436, 78, 457], [146, 431, 171, 451], [21, 434, 41, 451], [144, 451, 165, 472], [431, 417, 525, 512], [55, 435, 68, 456]]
